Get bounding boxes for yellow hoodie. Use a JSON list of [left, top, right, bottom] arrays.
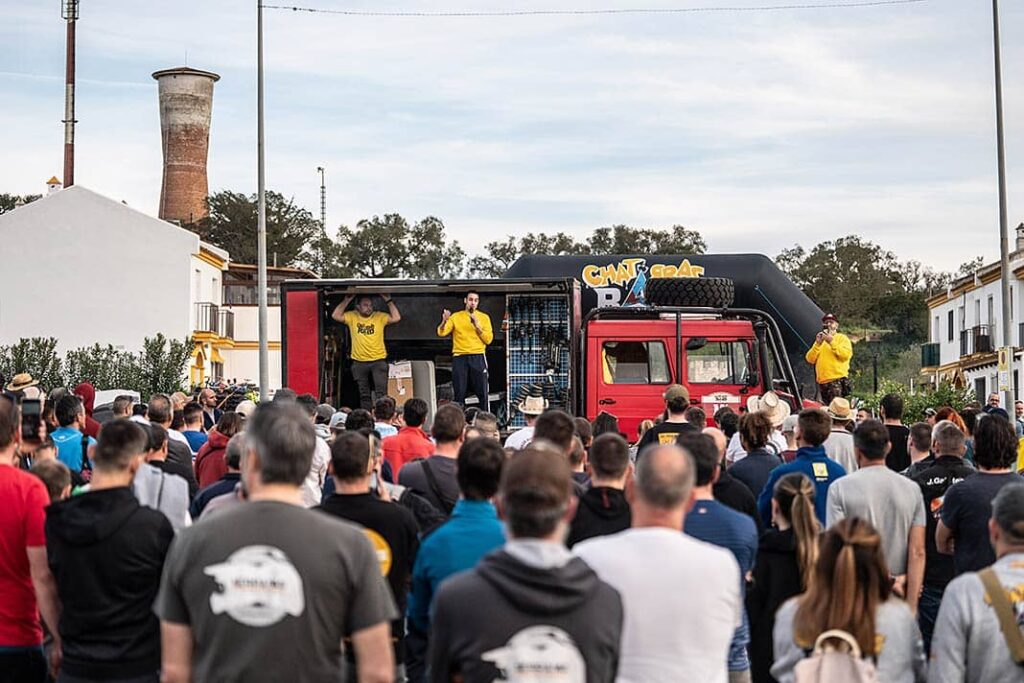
[[805, 333, 853, 384]]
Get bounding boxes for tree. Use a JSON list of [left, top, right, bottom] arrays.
[[190, 191, 321, 268], [468, 224, 706, 277], [324, 214, 465, 279], [0, 193, 41, 215], [586, 224, 706, 255], [774, 236, 908, 326]]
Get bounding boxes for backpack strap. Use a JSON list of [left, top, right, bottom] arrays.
[[813, 630, 863, 659], [979, 568, 1024, 663], [420, 459, 455, 515]]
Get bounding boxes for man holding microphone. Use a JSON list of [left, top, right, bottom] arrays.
[[805, 312, 853, 404], [438, 291, 493, 408]]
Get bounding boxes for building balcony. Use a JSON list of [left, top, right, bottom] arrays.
[[218, 309, 234, 340], [194, 302, 234, 342], [195, 302, 219, 334], [960, 325, 993, 357], [921, 342, 940, 369]]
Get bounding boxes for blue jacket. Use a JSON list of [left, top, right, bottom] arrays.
[[406, 499, 505, 632], [52, 426, 97, 473], [756, 445, 846, 527]]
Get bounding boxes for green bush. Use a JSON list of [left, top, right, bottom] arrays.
[[0, 335, 194, 397], [856, 379, 974, 422]]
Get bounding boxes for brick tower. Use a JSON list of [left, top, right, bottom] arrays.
[[152, 67, 220, 225]]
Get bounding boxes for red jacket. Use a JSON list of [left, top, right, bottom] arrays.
[[382, 426, 434, 478], [195, 429, 231, 488], [74, 382, 101, 440]]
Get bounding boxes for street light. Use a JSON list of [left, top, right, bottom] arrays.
[[257, 0, 269, 401], [992, 0, 1013, 409]]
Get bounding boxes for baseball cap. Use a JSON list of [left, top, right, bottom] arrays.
[[329, 411, 348, 429], [316, 403, 336, 422], [234, 399, 257, 418], [663, 384, 689, 403], [822, 313, 838, 323]]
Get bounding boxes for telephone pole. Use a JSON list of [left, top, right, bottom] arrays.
[[61, 0, 79, 187]]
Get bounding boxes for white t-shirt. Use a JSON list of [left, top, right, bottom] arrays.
[[727, 430, 788, 464], [301, 437, 330, 508], [574, 527, 741, 683], [504, 426, 535, 451]]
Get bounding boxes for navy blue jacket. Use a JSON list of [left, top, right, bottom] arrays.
[[756, 445, 846, 526]]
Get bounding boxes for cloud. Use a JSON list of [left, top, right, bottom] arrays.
[[3, 0, 1024, 275]]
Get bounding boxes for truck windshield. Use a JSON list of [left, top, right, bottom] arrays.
[[687, 341, 751, 385], [602, 341, 671, 385]]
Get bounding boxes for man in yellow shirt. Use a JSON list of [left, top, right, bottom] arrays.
[[332, 293, 401, 409], [437, 291, 493, 407], [805, 312, 853, 404]]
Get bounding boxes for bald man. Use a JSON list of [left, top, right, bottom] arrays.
[[575, 444, 742, 682]]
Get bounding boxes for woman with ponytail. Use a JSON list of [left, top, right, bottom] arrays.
[[771, 517, 925, 682], [746, 473, 820, 682]]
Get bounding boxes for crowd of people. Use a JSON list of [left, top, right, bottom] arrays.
[[3, 370, 1024, 683]]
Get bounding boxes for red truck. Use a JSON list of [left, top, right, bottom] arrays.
[[281, 254, 823, 438]]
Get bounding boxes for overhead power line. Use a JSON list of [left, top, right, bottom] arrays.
[[260, 0, 927, 18]]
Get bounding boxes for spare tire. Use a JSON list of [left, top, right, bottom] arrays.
[[645, 277, 735, 308]]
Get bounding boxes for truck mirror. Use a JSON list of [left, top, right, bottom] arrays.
[[685, 337, 707, 351]]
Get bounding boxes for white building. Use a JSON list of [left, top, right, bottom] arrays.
[[220, 263, 315, 389], [923, 224, 1024, 403], [0, 184, 233, 386]]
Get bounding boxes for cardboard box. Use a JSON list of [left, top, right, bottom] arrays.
[[387, 361, 414, 402]]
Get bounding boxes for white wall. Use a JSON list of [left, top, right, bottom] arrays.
[[223, 348, 282, 389], [227, 305, 281, 343], [0, 186, 198, 353]]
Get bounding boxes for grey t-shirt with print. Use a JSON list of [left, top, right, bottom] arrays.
[[156, 500, 397, 681]]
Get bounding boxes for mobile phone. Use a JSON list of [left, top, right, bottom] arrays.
[[21, 399, 41, 441]]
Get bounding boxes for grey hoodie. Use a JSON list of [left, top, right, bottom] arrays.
[[929, 552, 1024, 682], [429, 540, 623, 682]]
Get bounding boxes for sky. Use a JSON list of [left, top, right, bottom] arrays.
[[2, 0, 1023, 273]]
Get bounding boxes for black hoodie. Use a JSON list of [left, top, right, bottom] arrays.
[[566, 487, 631, 548], [46, 487, 174, 679], [746, 528, 803, 683], [429, 547, 623, 683]]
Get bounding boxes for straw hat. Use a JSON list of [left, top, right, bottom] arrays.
[[5, 373, 39, 393], [827, 397, 854, 422], [746, 391, 792, 427], [518, 395, 549, 416]]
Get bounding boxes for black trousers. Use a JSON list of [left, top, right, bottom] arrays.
[[452, 354, 488, 407], [351, 359, 389, 410], [0, 649, 46, 683]]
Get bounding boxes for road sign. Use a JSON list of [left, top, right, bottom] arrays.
[[998, 346, 1012, 392]]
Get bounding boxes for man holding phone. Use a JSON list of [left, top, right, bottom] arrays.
[[437, 291, 493, 407], [805, 313, 853, 404]]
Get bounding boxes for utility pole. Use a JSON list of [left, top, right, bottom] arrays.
[[257, 0, 269, 401], [317, 166, 327, 273], [61, 0, 79, 187], [992, 0, 1014, 408]]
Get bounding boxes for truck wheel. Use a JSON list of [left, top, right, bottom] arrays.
[[645, 276, 735, 308]]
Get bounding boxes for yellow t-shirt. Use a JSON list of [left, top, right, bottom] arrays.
[[437, 310, 493, 356], [342, 310, 390, 362]]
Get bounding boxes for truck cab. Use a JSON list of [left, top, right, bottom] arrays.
[[584, 306, 806, 439]]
